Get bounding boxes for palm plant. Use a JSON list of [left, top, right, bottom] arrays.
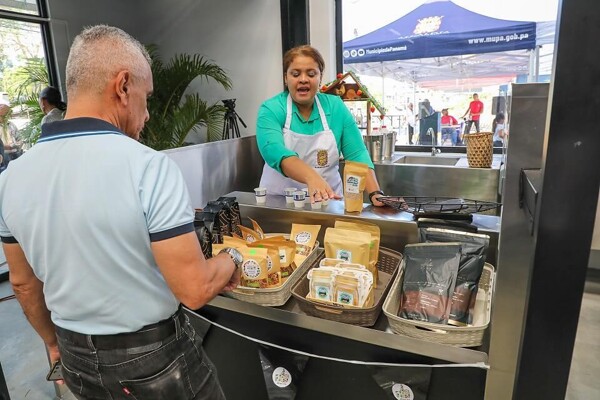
[[10, 58, 48, 147], [141, 46, 232, 150]]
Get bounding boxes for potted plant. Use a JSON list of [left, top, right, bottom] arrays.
[[141, 46, 232, 150]]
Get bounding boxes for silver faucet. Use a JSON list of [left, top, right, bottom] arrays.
[[431, 146, 441, 156]]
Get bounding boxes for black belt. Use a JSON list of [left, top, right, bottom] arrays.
[[56, 308, 186, 350]]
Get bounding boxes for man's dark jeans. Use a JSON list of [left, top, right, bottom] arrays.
[[464, 119, 480, 134], [56, 312, 225, 400]]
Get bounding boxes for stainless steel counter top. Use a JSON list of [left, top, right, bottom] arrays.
[[230, 190, 500, 239]]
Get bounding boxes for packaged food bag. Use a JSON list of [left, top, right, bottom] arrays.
[[290, 223, 321, 266], [239, 247, 269, 289], [399, 243, 461, 324], [343, 161, 369, 213]]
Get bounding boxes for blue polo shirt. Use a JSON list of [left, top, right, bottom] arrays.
[[0, 118, 195, 334]]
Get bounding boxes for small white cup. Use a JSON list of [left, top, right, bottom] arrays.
[[254, 187, 267, 204], [293, 190, 306, 208], [322, 198, 329, 206], [302, 187, 310, 198], [311, 200, 322, 210], [284, 187, 296, 204]]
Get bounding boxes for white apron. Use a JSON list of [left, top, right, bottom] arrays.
[[259, 94, 343, 195]]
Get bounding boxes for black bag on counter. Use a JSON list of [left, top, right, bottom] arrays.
[[400, 243, 461, 324], [419, 228, 489, 325], [258, 345, 309, 400], [193, 212, 213, 259], [195, 211, 223, 245], [204, 202, 231, 240], [416, 217, 478, 234], [369, 365, 431, 400], [217, 196, 242, 236]]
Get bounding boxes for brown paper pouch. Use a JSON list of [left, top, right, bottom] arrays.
[[343, 161, 369, 213], [291, 223, 321, 265], [239, 247, 269, 288]]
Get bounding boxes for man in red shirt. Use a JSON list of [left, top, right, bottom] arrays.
[[461, 93, 484, 134], [441, 108, 459, 145]]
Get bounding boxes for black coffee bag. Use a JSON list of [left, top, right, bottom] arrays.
[[420, 228, 489, 325], [399, 243, 461, 324]]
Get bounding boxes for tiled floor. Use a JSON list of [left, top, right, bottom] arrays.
[[1, 276, 599, 399]]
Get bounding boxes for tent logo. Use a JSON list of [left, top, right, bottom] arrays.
[[413, 16, 443, 35]]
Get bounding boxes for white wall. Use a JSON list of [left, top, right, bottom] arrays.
[[47, 0, 147, 94], [45, 0, 338, 144], [140, 0, 283, 142], [310, 0, 337, 84]]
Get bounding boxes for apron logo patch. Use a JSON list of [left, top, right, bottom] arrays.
[[316, 149, 329, 168]]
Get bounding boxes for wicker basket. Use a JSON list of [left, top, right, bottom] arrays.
[[383, 261, 495, 347], [222, 241, 322, 307], [291, 247, 403, 327], [464, 132, 493, 168]]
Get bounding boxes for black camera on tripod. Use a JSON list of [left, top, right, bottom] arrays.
[[222, 99, 237, 110], [221, 99, 247, 140]]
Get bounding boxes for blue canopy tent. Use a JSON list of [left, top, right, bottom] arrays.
[[343, 0, 537, 64]]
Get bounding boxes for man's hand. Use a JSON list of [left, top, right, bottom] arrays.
[[222, 269, 241, 292], [47, 343, 64, 385]]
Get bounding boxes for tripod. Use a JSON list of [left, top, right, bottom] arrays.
[[221, 99, 247, 140]]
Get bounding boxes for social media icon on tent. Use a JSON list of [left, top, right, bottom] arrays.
[[343, 50, 350, 58], [350, 49, 357, 57], [358, 49, 365, 56]]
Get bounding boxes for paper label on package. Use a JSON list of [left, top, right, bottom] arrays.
[[345, 175, 361, 194]]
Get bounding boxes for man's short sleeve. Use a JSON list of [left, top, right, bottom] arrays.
[[139, 153, 195, 242]]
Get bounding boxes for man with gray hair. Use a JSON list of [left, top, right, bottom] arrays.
[[0, 25, 239, 399]]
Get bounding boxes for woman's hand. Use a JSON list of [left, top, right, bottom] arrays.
[[306, 175, 341, 204], [371, 193, 385, 207]]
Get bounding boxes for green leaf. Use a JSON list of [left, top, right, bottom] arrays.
[[140, 45, 232, 150]]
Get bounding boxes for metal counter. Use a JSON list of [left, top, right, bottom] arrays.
[[230, 190, 499, 262], [370, 152, 503, 204], [201, 191, 500, 365], [190, 192, 499, 399]]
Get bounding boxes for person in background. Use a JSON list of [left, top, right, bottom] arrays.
[[0, 25, 239, 399], [256, 45, 387, 206], [440, 108, 459, 146], [492, 112, 507, 147], [421, 99, 435, 118], [461, 93, 484, 134], [405, 102, 416, 144], [39, 86, 67, 124], [0, 102, 21, 165]]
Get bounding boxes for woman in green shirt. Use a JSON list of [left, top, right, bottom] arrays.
[[256, 45, 384, 206]]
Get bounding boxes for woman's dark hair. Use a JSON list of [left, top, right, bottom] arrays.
[[40, 86, 67, 111], [492, 112, 505, 132], [282, 45, 325, 76]]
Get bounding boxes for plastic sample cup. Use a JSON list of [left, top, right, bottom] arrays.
[[254, 187, 267, 204], [302, 187, 310, 199], [293, 190, 306, 208], [322, 198, 329, 206], [311, 200, 322, 210], [284, 187, 296, 204]]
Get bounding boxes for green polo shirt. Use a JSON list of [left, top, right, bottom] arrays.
[[256, 91, 374, 174]]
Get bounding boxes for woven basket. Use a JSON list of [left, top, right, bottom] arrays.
[[464, 132, 493, 168], [291, 247, 402, 327], [222, 240, 322, 307], [383, 262, 495, 347]]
